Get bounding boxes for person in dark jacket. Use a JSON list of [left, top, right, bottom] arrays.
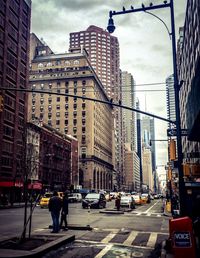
[[48, 191, 62, 233], [60, 191, 69, 230]]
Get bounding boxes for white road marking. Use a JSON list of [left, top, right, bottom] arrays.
[[94, 244, 113, 258], [144, 200, 160, 213], [136, 212, 141, 216], [101, 229, 119, 243], [123, 230, 138, 246], [147, 232, 157, 248]]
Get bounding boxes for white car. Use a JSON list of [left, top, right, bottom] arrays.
[[120, 196, 135, 209], [68, 193, 82, 202]]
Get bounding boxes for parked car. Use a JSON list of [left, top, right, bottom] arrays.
[[120, 196, 135, 209], [68, 193, 82, 203], [141, 193, 151, 204], [132, 194, 142, 205], [82, 193, 106, 209]]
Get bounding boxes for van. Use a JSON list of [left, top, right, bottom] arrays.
[[68, 193, 82, 202]]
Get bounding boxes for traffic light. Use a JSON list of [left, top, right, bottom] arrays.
[[0, 95, 4, 112]]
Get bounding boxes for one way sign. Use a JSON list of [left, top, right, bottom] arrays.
[[167, 128, 188, 137]]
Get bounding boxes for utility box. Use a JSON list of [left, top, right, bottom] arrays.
[[169, 216, 196, 258]]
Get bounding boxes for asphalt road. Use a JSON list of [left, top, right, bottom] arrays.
[[0, 198, 170, 257]]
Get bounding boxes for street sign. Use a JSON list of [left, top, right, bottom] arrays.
[[167, 128, 188, 137]]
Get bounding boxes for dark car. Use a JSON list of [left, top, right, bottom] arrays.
[[82, 193, 106, 209]]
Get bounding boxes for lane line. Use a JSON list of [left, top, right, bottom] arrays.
[[123, 230, 138, 246], [147, 232, 157, 248], [94, 244, 113, 258], [144, 200, 160, 213]]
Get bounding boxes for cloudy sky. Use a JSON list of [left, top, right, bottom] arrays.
[[31, 0, 187, 171]]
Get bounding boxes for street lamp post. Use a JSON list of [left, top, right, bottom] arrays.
[[107, 0, 186, 216]]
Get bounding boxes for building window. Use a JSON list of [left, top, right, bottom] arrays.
[[56, 120, 60, 125], [48, 105, 52, 111], [65, 112, 68, 117], [48, 113, 52, 119], [74, 97, 77, 102], [48, 98, 52, 104], [56, 105, 60, 110], [56, 112, 60, 117], [74, 88, 77, 94], [73, 103, 77, 109], [73, 111, 77, 117], [65, 89, 69, 94], [40, 98, 44, 104], [57, 97, 60, 102], [82, 103, 86, 109], [48, 120, 52, 126], [65, 97, 68, 102], [73, 127, 77, 133], [65, 60, 70, 66], [73, 119, 77, 126], [65, 104, 68, 110], [82, 135, 86, 144], [81, 147, 87, 159], [82, 111, 86, 117], [64, 127, 68, 134], [82, 119, 86, 125], [74, 81, 77, 87], [65, 120, 68, 125], [65, 81, 69, 87], [82, 127, 86, 133], [47, 62, 52, 67]]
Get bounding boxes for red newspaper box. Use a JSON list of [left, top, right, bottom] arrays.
[[169, 216, 196, 258]]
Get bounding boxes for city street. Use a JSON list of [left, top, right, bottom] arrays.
[[0, 199, 170, 257]]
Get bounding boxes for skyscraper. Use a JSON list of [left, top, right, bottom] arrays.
[[0, 0, 31, 201], [69, 25, 123, 190], [121, 71, 136, 150], [166, 74, 176, 128], [141, 116, 156, 172]]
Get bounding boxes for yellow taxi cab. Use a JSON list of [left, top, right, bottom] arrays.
[[132, 194, 142, 205], [40, 191, 63, 208]]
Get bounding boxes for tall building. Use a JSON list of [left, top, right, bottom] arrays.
[[142, 148, 153, 192], [121, 71, 136, 150], [178, 0, 200, 167], [141, 116, 156, 172], [0, 0, 31, 201], [69, 25, 120, 100], [69, 25, 123, 190], [136, 98, 143, 185], [124, 143, 140, 192], [28, 47, 114, 191], [166, 74, 176, 128]]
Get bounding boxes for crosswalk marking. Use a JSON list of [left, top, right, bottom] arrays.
[[123, 230, 137, 246], [147, 232, 157, 248], [94, 244, 113, 258], [101, 229, 119, 243]]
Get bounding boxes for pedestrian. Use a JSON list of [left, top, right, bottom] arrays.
[[48, 191, 62, 233], [60, 191, 69, 230], [115, 194, 121, 211]]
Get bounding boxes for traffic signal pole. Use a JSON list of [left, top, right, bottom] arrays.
[[107, 0, 186, 216]]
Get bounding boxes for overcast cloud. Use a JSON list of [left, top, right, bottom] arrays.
[[31, 0, 187, 171]]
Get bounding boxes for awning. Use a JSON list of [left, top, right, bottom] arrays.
[[0, 181, 23, 187], [28, 182, 42, 190]]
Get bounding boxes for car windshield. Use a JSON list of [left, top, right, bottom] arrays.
[[85, 193, 99, 199], [133, 195, 140, 200]]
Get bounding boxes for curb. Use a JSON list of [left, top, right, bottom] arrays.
[[99, 209, 124, 214], [49, 224, 93, 231], [0, 234, 75, 258]]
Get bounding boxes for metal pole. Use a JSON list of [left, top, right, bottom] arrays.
[[170, 0, 186, 216]]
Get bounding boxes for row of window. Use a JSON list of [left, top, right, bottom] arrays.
[[37, 60, 80, 68]]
